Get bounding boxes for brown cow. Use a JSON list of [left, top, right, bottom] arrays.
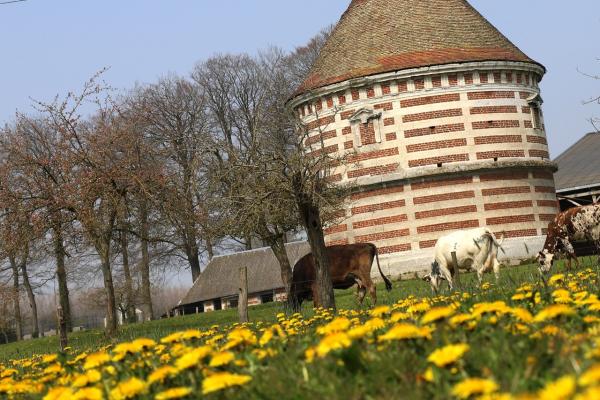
[[289, 243, 392, 310], [538, 203, 600, 274]]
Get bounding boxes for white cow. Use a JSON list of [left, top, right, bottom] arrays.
[[423, 227, 504, 292]]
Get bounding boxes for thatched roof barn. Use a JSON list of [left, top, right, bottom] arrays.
[[176, 242, 311, 314]]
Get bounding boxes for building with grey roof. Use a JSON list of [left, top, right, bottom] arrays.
[[175, 241, 311, 314], [554, 132, 600, 209]]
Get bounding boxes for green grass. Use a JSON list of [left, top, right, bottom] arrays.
[[0, 257, 595, 363], [2, 256, 600, 399]]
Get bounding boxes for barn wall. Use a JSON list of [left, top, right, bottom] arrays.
[[293, 62, 558, 274]]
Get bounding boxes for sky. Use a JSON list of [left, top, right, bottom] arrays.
[[1, 1, 599, 158]]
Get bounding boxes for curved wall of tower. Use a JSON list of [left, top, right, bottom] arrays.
[[291, 61, 558, 277]]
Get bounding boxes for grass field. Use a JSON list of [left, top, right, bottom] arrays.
[[1, 258, 600, 399]]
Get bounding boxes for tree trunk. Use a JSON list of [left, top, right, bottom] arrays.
[[21, 260, 39, 338], [53, 227, 72, 332], [186, 240, 201, 282], [99, 243, 118, 337], [206, 237, 214, 260], [9, 256, 23, 341], [268, 234, 293, 300], [120, 228, 136, 324], [138, 200, 154, 320], [297, 200, 335, 310]]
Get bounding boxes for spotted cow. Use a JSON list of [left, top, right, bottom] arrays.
[[538, 203, 600, 274]]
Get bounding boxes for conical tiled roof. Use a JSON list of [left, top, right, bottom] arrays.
[[297, 0, 541, 94]]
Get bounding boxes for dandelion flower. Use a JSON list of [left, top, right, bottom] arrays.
[[209, 352, 235, 367], [175, 346, 212, 370], [202, 372, 252, 395], [84, 352, 111, 370], [109, 378, 147, 400], [538, 375, 575, 400], [72, 387, 103, 400], [421, 306, 455, 324], [452, 378, 498, 399], [427, 344, 470, 367], [316, 317, 351, 335], [370, 306, 391, 317], [316, 332, 352, 357], [533, 305, 575, 322], [378, 323, 433, 341], [148, 366, 178, 385], [579, 364, 600, 386], [155, 387, 193, 399]]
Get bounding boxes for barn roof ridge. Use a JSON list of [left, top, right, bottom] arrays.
[[554, 132, 600, 192], [296, 0, 543, 95]]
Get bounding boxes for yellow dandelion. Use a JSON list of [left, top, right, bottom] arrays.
[[84, 352, 111, 370], [574, 385, 600, 400], [427, 343, 470, 367], [510, 308, 534, 324], [155, 387, 193, 400], [421, 306, 455, 324], [511, 292, 532, 301], [72, 387, 103, 400], [548, 274, 565, 285], [579, 364, 600, 386], [72, 369, 102, 387], [201, 372, 252, 395], [538, 375, 575, 400], [43, 387, 73, 400], [316, 332, 352, 357], [449, 313, 475, 327], [378, 323, 433, 341], [180, 330, 202, 340], [148, 366, 178, 385], [41, 354, 59, 364], [175, 346, 212, 370], [109, 377, 147, 400], [407, 301, 431, 314], [370, 305, 391, 317], [316, 317, 351, 335], [552, 289, 572, 304], [533, 304, 575, 322], [389, 312, 411, 322], [452, 378, 499, 399], [259, 329, 273, 346], [423, 367, 434, 383], [471, 301, 511, 317], [209, 352, 235, 367]]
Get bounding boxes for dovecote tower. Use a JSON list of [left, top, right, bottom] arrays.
[[289, 0, 557, 275]]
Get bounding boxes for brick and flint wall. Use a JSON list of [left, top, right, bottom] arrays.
[[291, 62, 558, 274]]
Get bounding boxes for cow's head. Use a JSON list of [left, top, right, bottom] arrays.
[[537, 250, 555, 275], [423, 261, 445, 293]]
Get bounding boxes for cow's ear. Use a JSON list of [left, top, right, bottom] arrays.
[[537, 251, 544, 260], [422, 275, 431, 282]]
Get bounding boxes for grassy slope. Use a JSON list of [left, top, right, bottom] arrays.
[[0, 257, 592, 362]]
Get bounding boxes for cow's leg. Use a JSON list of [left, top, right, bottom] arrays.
[[492, 259, 501, 282], [360, 274, 377, 305], [439, 261, 453, 291], [357, 286, 367, 304]]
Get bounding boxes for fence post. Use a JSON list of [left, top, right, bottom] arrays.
[[57, 305, 68, 352], [451, 251, 461, 289], [238, 266, 249, 323]]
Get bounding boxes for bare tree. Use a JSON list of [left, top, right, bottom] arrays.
[[128, 77, 217, 283], [195, 43, 351, 310]]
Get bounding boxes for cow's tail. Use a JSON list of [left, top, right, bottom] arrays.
[[373, 245, 393, 291]]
